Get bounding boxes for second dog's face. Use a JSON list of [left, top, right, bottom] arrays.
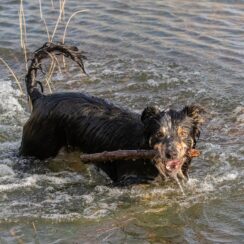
[[141, 105, 204, 181]]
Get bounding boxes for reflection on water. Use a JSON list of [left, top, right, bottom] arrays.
[[0, 0, 243, 243]]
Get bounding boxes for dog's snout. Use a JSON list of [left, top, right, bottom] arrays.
[[165, 149, 177, 159], [165, 140, 178, 159], [165, 150, 171, 159], [154, 142, 178, 160]]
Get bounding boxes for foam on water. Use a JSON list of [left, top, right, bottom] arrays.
[[0, 176, 37, 193], [83, 203, 118, 219], [0, 141, 20, 154], [0, 79, 26, 161], [146, 79, 159, 87], [0, 164, 15, 177], [34, 172, 85, 185], [41, 213, 82, 222], [0, 156, 236, 223], [0, 80, 37, 194], [0, 79, 26, 125]]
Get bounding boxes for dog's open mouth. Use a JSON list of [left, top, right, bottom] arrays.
[[153, 144, 187, 182], [165, 159, 181, 171], [154, 157, 186, 181], [154, 158, 187, 194], [153, 147, 201, 193]]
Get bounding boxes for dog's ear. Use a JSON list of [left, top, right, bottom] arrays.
[[184, 104, 205, 125], [141, 106, 160, 124], [184, 104, 205, 141]]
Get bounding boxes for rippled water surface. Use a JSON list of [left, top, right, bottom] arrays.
[[0, 0, 244, 243]]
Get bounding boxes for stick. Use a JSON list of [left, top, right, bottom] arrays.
[[80, 148, 201, 164], [80, 149, 157, 163]]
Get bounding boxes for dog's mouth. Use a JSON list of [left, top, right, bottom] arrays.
[[153, 156, 190, 195], [154, 157, 187, 181], [153, 144, 200, 186]]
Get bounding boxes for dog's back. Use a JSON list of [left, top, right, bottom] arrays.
[[20, 92, 157, 182]]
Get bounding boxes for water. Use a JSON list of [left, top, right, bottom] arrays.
[[0, 0, 244, 243]]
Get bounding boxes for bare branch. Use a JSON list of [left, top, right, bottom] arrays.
[[80, 149, 157, 163], [80, 148, 201, 164]]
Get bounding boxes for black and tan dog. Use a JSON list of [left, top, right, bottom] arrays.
[[19, 42, 204, 185]]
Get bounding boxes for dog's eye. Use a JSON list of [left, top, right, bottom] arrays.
[[155, 132, 164, 139], [149, 132, 165, 147], [178, 127, 188, 138]]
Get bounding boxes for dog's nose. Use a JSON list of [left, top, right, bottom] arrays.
[[165, 149, 177, 159], [165, 151, 171, 159]]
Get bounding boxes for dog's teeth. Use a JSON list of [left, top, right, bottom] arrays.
[[166, 165, 171, 170]]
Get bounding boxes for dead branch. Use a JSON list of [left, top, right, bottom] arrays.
[[80, 149, 157, 163], [80, 148, 201, 164]]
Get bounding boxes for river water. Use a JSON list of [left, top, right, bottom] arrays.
[[0, 0, 243, 243]]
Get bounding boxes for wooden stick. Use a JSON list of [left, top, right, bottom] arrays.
[[80, 148, 201, 164], [80, 149, 157, 163]]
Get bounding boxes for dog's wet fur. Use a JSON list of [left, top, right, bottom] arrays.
[[19, 42, 205, 185]]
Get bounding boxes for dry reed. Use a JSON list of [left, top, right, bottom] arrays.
[[19, 0, 28, 71], [61, 9, 88, 69], [38, 0, 43, 20], [0, 58, 24, 95], [51, 0, 66, 41], [62, 9, 89, 44]]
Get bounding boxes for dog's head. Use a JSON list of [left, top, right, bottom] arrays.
[[141, 105, 205, 181]]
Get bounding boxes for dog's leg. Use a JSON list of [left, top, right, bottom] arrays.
[[20, 116, 65, 159]]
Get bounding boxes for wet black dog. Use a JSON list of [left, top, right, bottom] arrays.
[[20, 43, 204, 185]]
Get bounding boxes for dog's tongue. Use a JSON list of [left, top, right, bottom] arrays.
[[165, 160, 181, 172]]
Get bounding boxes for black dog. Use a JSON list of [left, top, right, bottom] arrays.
[[20, 42, 204, 185]]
